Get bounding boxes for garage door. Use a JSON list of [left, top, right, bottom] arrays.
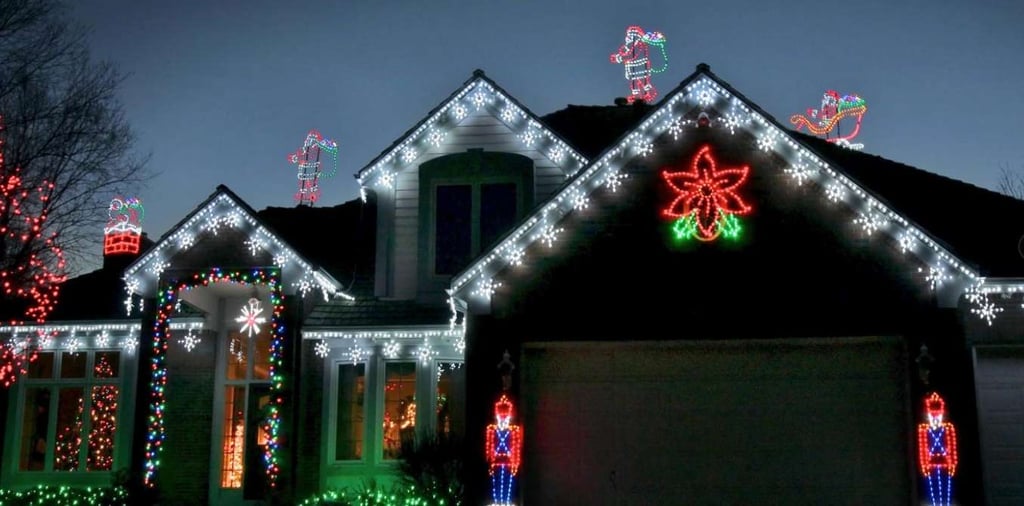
[[974, 346, 1024, 506], [522, 337, 911, 505]]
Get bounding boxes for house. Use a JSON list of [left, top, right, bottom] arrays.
[[2, 63, 1024, 505]]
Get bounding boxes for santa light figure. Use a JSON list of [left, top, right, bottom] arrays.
[[486, 393, 522, 506], [609, 25, 668, 104], [287, 129, 339, 206], [918, 392, 958, 506]]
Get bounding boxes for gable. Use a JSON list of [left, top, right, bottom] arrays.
[[355, 71, 589, 196], [450, 65, 1019, 327], [123, 186, 345, 313]]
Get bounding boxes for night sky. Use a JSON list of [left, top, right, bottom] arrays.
[[69, 0, 1024, 246]]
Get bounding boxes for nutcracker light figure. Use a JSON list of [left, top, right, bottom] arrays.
[[609, 25, 668, 104], [485, 394, 522, 506], [918, 392, 958, 506]]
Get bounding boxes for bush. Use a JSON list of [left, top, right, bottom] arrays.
[[0, 485, 128, 506], [298, 481, 454, 506]]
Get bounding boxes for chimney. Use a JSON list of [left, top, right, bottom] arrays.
[[103, 196, 146, 271]]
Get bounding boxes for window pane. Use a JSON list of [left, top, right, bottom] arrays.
[[335, 363, 365, 461], [28, 352, 54, 379], [435, 184, 472, 275], [94, 352, 120, 379], [87, 385, 119, 470], [60, 352, 86, 379], [436, 362, 465, 439], [221, 386, 246, 488], [253, 328, 272, 380], [53, 387, 84, 471], [383, 362, 417, 459], [480, 183, 517, 252], [226, 332, 248, 380], [20, 387, 50, 471]]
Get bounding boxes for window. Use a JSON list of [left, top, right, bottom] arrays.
[[335, 363, 365, 460], [219, 327, 272, 493], [17, 350, 122, 472], [436, 362, 465, 439], [420, 151, 534, 280], [383, 362, 417, 460]]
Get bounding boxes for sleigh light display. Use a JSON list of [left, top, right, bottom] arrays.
[[790, 90, 867, 150]]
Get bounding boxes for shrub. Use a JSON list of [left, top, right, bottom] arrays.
[[0, 485, 128, 506]]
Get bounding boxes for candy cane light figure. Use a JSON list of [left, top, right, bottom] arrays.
[[485, 394, 522, 506], [918, 392, 958, 506], [609, 25, 668, 104]]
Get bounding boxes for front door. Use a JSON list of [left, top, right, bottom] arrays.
[[211, 298, 273, 505]]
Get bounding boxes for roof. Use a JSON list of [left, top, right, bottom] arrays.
[[355, 69, 589, 188], [303, 297, 451, 329], [123, 185, 345, 302], [448, 63, 1024, 314]]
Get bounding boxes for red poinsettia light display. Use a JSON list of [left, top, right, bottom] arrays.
[[661, 144, 753, 242]]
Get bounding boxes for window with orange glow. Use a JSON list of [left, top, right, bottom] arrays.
[[221, 386, 246, 488], [383, 362, 416, 460]]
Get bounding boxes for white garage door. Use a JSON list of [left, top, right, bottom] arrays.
[[974, 346, 1024, 506], [522, 337, 911, 505]]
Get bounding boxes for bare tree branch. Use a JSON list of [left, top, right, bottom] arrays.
[[997, 163, 1024, 201]]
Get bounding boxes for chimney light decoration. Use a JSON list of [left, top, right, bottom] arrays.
[[287, 130, 339, 206], [104, 197, 144, 255]]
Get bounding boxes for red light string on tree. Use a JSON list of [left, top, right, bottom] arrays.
[[144, 267, 285, 488], [609, 25, 668, 104], [0, 116, 66, 388], [287, 130, 339, 206], [661, 144, 752, 242], [918, 392, 957, 506]]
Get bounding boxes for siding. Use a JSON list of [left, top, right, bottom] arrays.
[[385, 109, 572, 300]]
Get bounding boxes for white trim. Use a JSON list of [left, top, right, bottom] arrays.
[[356, 76, 588, 192]]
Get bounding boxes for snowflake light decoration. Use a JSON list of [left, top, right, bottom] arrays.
[[570, 188, 590, 211], [121, 336, 138, 354], [178, 328, 201, 352], [314, 340, 330, 359], [756, 130, 778, 152], [452, 102, 468, 121], [96, 330, 111, 348], [454, 336, 466, 355], [721, 110, 749, 135], [235, 297, 267, 338], [38, 334, 53, 349], [382, 340, 401, 359], [416, 343, 438, 364], [898, 232, 916, 254], [148, 260, 169, 277], [401, 147, 418, 165], [854, 207, 887, 235], [825, 181, 846, 202], [245, 235, 266, 256], [919, 265, 951, 291], [295, 278, 313, 298], [274, 253, 289, 268], [66, 336, 81, 355], [224, 211, 242, 229], [426, 127, 446, 148], [344, 346, 367, 365], [178, 233, 195, 250], [204, 215, 223, 236], [548, 146, 565, 164], [9, 336, 26, 354], [519, 127, 539, 148], [633, 138, 653, 157], [474, 278, 502, 299], [500, 105, 518, 123], [379, 170, 395, 189], [470, 89, 489, 109], [538, 225, 564, 248], [663, 116, 685, 141], [696, 87, 716, 107], [784, 161, 815, 186], [603, 171, 627, 192], [505, 247, 525, 267]]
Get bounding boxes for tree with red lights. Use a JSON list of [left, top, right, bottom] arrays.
[[0, 116, 66, 387]]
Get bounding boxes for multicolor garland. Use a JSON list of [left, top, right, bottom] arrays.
[[143, 267, 285, 488]]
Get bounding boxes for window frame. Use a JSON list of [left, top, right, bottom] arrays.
[[323, 338, 464, 478], [1, 343, 138, 488], [418, 151, 534, 286]]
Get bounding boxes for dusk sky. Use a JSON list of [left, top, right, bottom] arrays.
[[69, 0, 1024, 245]]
